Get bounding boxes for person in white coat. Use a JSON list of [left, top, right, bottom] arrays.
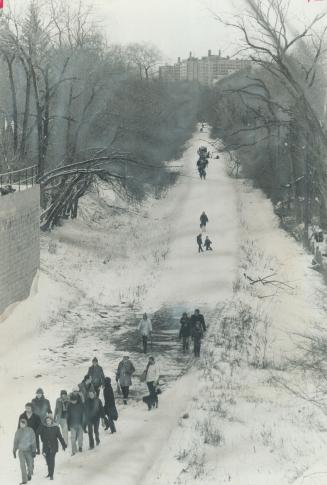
[[145, 356, 160, 410], [138, 313, 152, 353]]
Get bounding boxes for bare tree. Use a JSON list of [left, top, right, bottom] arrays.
[[125, 42, 162, 80]]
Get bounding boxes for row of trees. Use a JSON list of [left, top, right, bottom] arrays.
[[204, 0, 327, 245], [0, 1, 199, 228]]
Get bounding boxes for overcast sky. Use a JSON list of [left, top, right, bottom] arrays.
[[7, 0, 327, 62]]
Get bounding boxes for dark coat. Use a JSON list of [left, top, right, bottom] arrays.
[[78, 381, 96, 403], [103, 384, 118, 420], [84, 397, 104, 424], [204, 238, 212, 249], [196, 234, 202, 245], [200, 214, 208, 225], [67, 401, 85, 430], [18, 412, 41, 433], [32, 396, 52, 420], [88, 365, 105, 389], [39, 423, 66, 454], [192, 322, 204, 341], [179, 317, 191, 338], [190, 313, 206, 333]]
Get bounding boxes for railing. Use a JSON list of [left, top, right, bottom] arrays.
[[0, 165, 38, 193]]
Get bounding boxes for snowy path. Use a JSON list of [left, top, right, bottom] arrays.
[[0, 126, 239, 485]]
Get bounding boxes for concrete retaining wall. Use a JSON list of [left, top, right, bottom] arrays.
[[0, 186, 40, 314]]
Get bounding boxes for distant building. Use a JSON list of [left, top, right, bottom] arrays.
[[159, 50, 251, 85]]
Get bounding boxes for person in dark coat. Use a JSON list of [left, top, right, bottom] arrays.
[[54, 390, 69, 446], [190, 309, 207, 334], [116, 356, 136, 404], [67, 390, 85, 455], [192, 321, 204, 357], [78, 375, 95, 403], [197, 159, 206, 180], [179, 313, 191, 353], [103, 377, 118, 433], [39, 416, 66, 480], [204, 236, 213, 251], [13, 418, 36, 484], [88, 357, 105, 396], [84, 390, 105, 449], [18, 403, 41, 454], [197, 233, 203, 253], [32, 388, 52, 423], [200, 212, 209, 232]]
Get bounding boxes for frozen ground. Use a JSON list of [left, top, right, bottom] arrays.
[[2, 124, 327, 485], [0, 125, 239, 485]]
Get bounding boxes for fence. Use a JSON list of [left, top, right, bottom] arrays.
[[0, 165, 38, 192]]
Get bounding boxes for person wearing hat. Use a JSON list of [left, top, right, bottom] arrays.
[[18, 403, 41, 454], [39, 416, 66, 480], [31, 388, 52, 423], [54, 390, 69, 446], [13, 418, 36, 484], [87, 358, 105, 397], [67, 390, 85, 455], [116, 355, 136, 404]]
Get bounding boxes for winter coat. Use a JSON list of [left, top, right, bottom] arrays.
[[67, 401, 85, 430], [192, 322, 204, 341], [200, 214, 208, 225], [32, 396, 52, 420], [13, 427, 36, 454], [190, 313, 206, 333], [84, 397, 104, 425], [78, 381, 96, 403], [18, 412, 41, 434], [54, 398, 69, 422], [179, 317, 191, 338], [196, 235, 202, 245], [116, 359, 135, 387], [138, 318, 152, 337], [204, 238, 212, 249], [146, 363, 160, 383], [88, 365, 105, 389], [39, 423, 65, 454]]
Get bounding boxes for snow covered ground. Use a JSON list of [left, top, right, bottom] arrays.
[[0, 125, 239, 485], [2, 124, 327, 485]]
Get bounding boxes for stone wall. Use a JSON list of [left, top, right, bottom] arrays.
[[0, 186, 40, 314]]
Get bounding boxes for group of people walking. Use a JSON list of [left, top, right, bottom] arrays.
[[13, 353, 160, 484], [196, 211, 213, 252], [179, 309, 206, 357]]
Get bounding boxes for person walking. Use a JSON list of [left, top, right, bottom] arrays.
[[78, 375, 95, 403], [204, 236, 213, 251], [67, 391, 85, 456], [88, 357, 105, 397], [179, 313, 191, 353], [54, 390, 69, 446], [190, 309, 207, 334], [116, 355, 136, 404], [103, 377, 118, 433], [39, 416, 66, 481], [13, 418, 36, 484], [84, 390, 105, 449], [192, 320, 204, 357], [138, 313, 152, 354], [197, 233, 204, 253], [200, 212, 209, 232], [144, 356, 160, 410], [32, 388, 52, 423], [18, 403, 41, 455]]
